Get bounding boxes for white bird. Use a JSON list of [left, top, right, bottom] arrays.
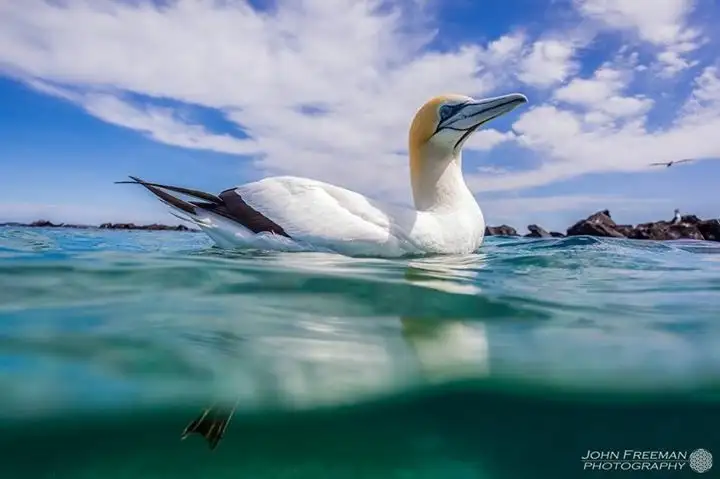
[[672, 208, 681, 224], [118, 92, 528, 257]]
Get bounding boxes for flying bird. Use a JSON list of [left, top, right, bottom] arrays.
[[118, 92, 528, 259], [649, 159, 694, 168]]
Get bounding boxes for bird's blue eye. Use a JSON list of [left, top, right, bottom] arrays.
[[439, 105, 454, 121]]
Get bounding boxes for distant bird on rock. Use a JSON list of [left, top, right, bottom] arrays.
[[671, 208, 681, 224], [650, 159, 694, 168]]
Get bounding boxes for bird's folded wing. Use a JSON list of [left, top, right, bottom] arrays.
[[233, 177, 399, 244]]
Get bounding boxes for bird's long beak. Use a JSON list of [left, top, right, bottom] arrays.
[[436, 92, 528, 134]]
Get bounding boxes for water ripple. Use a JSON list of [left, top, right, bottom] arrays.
[[1, 226, 719, 421]]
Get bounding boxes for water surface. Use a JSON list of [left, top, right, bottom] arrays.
[[1, 227, 719, 478]]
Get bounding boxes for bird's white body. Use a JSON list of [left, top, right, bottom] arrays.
[[125, 92, 527, 258], [183, 175, 485, 258]]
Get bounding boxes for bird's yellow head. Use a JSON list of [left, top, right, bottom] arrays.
[[406, 92, 528, 210], [408, 92, 528, 157]]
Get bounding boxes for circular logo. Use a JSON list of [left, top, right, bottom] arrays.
[[689, 449, 713, 474]]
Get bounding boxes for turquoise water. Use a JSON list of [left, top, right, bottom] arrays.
[[1, 226, 719, 478]]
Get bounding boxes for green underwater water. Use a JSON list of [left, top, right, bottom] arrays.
[[0, 227, 719, 478]]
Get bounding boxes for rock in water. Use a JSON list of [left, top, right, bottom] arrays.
[[485, 225, 519, 236], [630, 221, 704, 240], [614, 224, 634, 236], [566, 210, 626, 238], [525, 224, 551, 238], [697, 220, 720, 241], [680, 215, 702, 224], [29, 220, 60, 228]]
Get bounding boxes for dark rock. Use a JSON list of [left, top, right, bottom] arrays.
[[567, 210, 626, 238], [564, 209, 715, 240], [525, 224, 551, 238], [630, 221, 704, 240], [4, 220, 198, 232], [492, 210, 720, 243], [100, 222, 136, 230], [99, 222, 194, 231], [549, 231, 565, 238], [29, 220, 60, 228], [628, 222, 663, 240], [485, 225, 518, 236], [680, 215, 701, 224], [614, 224, 634, 236], [668, 224, 705, 240], [697, 219, 720, 241]]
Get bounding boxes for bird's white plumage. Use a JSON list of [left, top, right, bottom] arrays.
[[188, 176, 485, 257], [134, 92, 528, 257]]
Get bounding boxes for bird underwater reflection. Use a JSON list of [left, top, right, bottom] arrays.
[[180, 255, 491, 450]]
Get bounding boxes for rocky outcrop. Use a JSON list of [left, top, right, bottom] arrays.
[[628, 221, 704, 241], [485, 225, 519, 236], [6, 212, 720, 242], [678, 215, 720, 242], [613, 224, 634, 236], [99, 222, 193, 231], [484, 210, 720, 242], [10, 220, 91, 229], [566, 210, 626, 238], [565, 210, 718, 242], [697, 219, 720, 241], [30, 220, 60, 228], [525, 224, 551, 238], [0, 220, 197, 232]]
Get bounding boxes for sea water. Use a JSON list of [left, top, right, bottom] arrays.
[[0, 226, 719, 478]]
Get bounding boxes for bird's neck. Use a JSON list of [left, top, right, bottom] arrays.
[[409, 145, 474, 211]]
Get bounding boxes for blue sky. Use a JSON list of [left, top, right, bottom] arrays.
[[1, 0, 719, 232]]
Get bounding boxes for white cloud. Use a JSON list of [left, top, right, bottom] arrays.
[[473, 64, 720, 193], [576, 0, 694, 44], [681, 66, 720, 120], [517, 39, 578, 88], [27, 78, 261, 154], [487, 33, 526, 59], [480, 32, 583, 89], [464, 129, 516, 151], [574, 0, 703, 76], [0, 0, 544, 203], [0, 0, 717, 222], [553, 65, 653, 120]]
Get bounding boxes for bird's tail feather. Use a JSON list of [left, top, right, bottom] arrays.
[[116, 175, 290, 244], [115, 176, 222, 204], [115, 176, 222, 219]]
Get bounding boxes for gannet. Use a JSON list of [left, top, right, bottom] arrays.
[[650, 159, 694, 168], [672, 208, 681, 224], [119, 92, 528, 257]]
